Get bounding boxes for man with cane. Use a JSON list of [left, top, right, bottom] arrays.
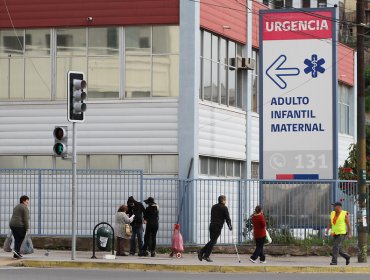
[[198, 195, 232, 262]]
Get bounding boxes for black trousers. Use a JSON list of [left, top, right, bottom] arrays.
[[251, 237, 266, 261], [143, 223, 158, 253], [200, 224, 222, 258], [10, 226, 26, 254]]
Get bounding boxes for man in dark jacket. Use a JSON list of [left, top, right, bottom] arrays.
[[198, 195, 232, 262], [127, 196, 146, 256], [9, 195, 30, 259], [142, 197, 159, 257]]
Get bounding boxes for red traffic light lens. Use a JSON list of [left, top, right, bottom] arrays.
[[53, 127, 66, 140]]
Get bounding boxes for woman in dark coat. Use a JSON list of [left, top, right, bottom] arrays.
[[142, 197, 159, 257]]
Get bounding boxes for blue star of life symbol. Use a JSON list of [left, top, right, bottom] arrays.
[[304, 54, 326, 78]]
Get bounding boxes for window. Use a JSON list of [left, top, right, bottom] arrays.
[[317, 0, 327, 7], [199, 156, 244, 178], [251, 162, 259, 179], [251, 49, 259, 113], [0, 156, 24, 168], [302, 0, 311, 8], [0, 29, 51, 100], [88, 27, 119, 99], [285, 0, 293, 8], [26, 156, 53, 168], [90, 155, 120, 169], [152, 155, 178, 174], [1, 25, 178, 101], [273, 0, 284, 8], [122, 155, 150, 173], [56, 28, 87, 99], [200, 30, 243, 109], [339, 84, 351, 135], [125, 26, 179, 98]]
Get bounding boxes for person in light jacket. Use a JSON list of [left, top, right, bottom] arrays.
[[115, 205, 135, 256], [9, 195, 30, 259]]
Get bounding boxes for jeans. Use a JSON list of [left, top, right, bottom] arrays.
[[200, 224, 222, 258], [332, 234, 350, 263], [251, 237, 266, 261], [130, 225, 144, 255], [10, 226, 26, 254], [143, 223, 159, 253]]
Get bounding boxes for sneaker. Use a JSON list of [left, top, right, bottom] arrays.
[[249, 258, 257, 263], [197, 250, 203, 262], [260, 260, 267, 264], [203, 257, 213, 262], [346, 257, 350, 266], [330, 262, 337, 265], [151, 252, 156, 258]]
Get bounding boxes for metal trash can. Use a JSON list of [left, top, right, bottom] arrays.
[[96, 226, 113, 251]]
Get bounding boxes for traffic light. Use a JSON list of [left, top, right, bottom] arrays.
[[67, 71, 87, 123], [53, 126, 68, 157]]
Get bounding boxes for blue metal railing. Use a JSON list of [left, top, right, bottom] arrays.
[[0, 169, 367, 245]]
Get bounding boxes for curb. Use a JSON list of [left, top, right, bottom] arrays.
[[17, 260, 370, 274]]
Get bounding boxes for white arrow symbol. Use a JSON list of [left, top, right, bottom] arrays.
[[266, 55, 300, 89]]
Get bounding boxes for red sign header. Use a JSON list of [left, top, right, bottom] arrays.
[[262, 11, 333, 41]]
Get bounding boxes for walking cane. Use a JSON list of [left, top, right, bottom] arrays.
[[232, 233, 241, 263]]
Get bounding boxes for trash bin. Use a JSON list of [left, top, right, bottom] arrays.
[[96, 226, 113, 251]]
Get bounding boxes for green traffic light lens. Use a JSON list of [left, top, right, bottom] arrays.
[[53, 143, 64, 155]]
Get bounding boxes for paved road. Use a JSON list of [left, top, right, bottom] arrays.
[[0, 268, 369, 280]]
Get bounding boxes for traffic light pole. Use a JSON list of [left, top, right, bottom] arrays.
[[356, 0, 368, 263], [71, 122, 77, 260]]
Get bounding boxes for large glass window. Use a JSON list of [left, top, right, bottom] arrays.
[[0, 25, 179, 101], [125, 26, 179, 98], [0, 29, 51, 100], [200, 30, 243, 109], [56, 28, 87, 99], [199, 156, 244, 178], [339, 84, 351, 135], [57, 27, 120, 99], [88, 27, 119, 99]]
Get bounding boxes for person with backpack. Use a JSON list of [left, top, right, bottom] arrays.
[[127, 196, 146, 256], [142, 197, 159, 257]]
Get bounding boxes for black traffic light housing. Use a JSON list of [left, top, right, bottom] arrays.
[[68, 71, 87, 123]]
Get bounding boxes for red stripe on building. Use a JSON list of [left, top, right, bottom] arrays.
[[338, 43, 355, 86], [200, 0, 247, 44], [276, 174, 294, 180], [0, 0, 179, 28]]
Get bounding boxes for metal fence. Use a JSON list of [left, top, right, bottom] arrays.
[[0, 169, 368, 246]]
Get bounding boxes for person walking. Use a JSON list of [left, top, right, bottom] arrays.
[[115, 205, 135, 256], [142, 197, 159, 257], [249, 205, 267, 264], [127, 196, 146, 256], [326, 201, 351, 265], [9, 195, 30, 259], [198, 195, 232, 262]]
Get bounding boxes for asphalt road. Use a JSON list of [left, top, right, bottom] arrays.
[[0, 268, 369, 280]]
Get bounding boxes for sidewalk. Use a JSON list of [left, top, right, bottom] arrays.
[[0, 250, 369, 273]]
